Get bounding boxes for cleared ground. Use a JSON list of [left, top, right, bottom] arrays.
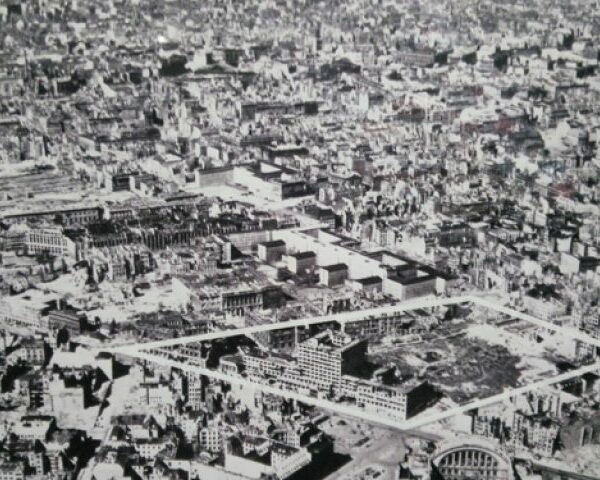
[[369, 323, 555, 404], [321, 415, 408, 480]]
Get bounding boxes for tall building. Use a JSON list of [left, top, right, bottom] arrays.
[[297, 330, 367, 391]]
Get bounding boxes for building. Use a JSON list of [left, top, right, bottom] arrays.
[[182, 275, 286, 318], [0, 74, 22, 98], [112, 171, 157, 192], [297, 330, 367, 391], [273, 232, 445, 300], [2, 207, 103, 228], [12, 415, 55, 442], [186, 375, 203, 410], [346, 377, 437, 421], [285, 251, 317, 274], [0, 461, 25, 480], [397, 48, 436, 67], [241, 326, 438, 420], [343, 311, 420, 338], [257, 240, 286, 263], [134, 436, 177, 459], [221, 286, 273, 317], [388, 271, 438, 300], [224, 435, 311, 480], [199, 426, 222, 453], [195, 166, 235, 188], [430, 439, 514, 480], [17, 373, 50, 409], [0, 291, 56, 331], [1, 227, 75, 257], [511, 411, 559, 456], [522, 293, 565, 321], [560, 252, 600, 275], [473, 390, 563, 457], [48, 309, 84, 337], [319, 263, 349, 287], [24, 228, 76, 256], [346, 276, 383, 294], [16, 338, 46, 366], [271, 443, 312, 479], [139, 381, 176, 409], [224, 435, 271, 479], [241, 349, 293, 379], [245, 312, 311, 351], [304, 206, 336, 228]]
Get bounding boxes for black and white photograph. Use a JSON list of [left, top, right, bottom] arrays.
[[1, 0, 600, 478]]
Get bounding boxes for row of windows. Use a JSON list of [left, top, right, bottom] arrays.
[[440, 452, 500, 468], [439, 468, 502, 477], [29, 246, 65, 255], [28, 234, 63, 244], [302, 358, 340, 367], [0, 472, 24, 480]]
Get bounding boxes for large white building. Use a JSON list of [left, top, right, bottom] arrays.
[[24, 228, 76, 257], [2, 226, 75, 257], [273, 229, 448, 300], [224, 435, 311, 480], [297, 330, 367, 391], [0, 290, 56, 331]]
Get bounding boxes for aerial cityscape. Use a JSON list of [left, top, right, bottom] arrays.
[[1, 0, 600, 479]]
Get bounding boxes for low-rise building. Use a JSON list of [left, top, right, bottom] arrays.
[[346, 276, 383, 294], [257, 240, 286, 263], [319, 263, 349, 287], [285, 251, 317, 274], [224, 435, 311, 480]]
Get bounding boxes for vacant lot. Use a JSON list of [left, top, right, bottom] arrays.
[[369, 333, 522, 404]]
